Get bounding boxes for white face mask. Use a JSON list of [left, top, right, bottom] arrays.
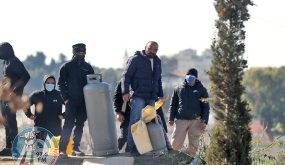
[[45, 84, 55, 92]]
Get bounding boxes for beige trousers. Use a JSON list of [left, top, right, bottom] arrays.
[[171, 119, 204, 157]]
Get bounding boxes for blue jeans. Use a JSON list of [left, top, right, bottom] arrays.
[[127, 97, 155, 153]]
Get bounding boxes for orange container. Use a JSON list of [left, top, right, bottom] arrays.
[[48, 136, 72, 156]]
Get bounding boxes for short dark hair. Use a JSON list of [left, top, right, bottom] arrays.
[[186, 68, 198, 77], [145, 41, 158, 47]]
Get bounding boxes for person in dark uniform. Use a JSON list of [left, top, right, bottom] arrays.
[[25, 75, 65, 137], [0, 42, 30, 156], [58, 43, 94, 158]]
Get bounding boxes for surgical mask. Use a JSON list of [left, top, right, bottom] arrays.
[[185, 75, 196, 85], [45, 84, 55, 92]]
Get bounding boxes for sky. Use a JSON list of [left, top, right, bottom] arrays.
[[0, 0, 284, 69]]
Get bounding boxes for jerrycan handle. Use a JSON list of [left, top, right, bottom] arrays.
[[87, 74, 102, 83]]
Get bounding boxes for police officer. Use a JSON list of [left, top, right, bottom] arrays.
[[58, 43, 94, 158]]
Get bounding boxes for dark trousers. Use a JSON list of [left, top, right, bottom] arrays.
[[118, 121, 129, 152], [59, 101, 87, 152], [1, 101, 18, 148]]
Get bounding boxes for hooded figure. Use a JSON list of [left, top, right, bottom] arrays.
[[0, 42, 30, 156], [0, 42, 30, 96], [25, 75, 64, 136]]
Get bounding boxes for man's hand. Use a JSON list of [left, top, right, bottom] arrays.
[[116, 113, 124, 123], [168, 120, 174, 126], [9, 92, 16, 100], [200, 123, 207, 131], [58, 114, 64, 120], [64, 100, 69, 105], [29, 115, 36, 120], [122, 93, 130, 102], [157, 97, 165, 103]]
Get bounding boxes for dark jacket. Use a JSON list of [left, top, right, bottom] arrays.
[[156, 107, 168, 133], [25, 75, 64, 136], [113, 81, 131, 128], [0, 42, 30, 96], [58, 58, 94, 104], [169, 80, 210, 124], [122, 50, 163, 100]]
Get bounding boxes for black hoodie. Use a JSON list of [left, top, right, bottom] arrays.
[[25, 75, 64, 136], [0, 42, 30, 96]]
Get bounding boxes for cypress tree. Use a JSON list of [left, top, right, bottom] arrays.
[[205, 0, 253, 164]]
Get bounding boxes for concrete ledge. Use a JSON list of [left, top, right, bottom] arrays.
[[83, 157, 134, 165], [0, 151, 191, 165]]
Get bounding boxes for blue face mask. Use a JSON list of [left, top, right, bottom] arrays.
[[45, 84, 55, 92], [185, 75, 196, 85]]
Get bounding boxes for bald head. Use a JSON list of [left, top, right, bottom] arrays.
[[145, 41, 159, 57]]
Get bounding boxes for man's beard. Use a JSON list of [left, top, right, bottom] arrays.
[[146, 54, 155, 58]]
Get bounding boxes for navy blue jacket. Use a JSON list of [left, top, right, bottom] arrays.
[[58, 58, 94, 104], [122, 51, 163, 100], [0, 42, 30, 96], [169, 80, 210, 124]]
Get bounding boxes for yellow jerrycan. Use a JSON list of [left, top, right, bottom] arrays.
[[48, 136, 73, 156], [142, 99, 164, 123], [131, 99, 165, 154], [141, 105, 156, 123], [154, 98, 164, 110], [131, 120, 153, 154]]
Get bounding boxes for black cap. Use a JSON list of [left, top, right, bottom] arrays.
[[72, 43, 86, 52], [186, 68, 198, 77], [72, 43, 85, 49]]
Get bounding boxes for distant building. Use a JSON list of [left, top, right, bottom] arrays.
[[174, 48, 212, 88], [162, 70, 184, 86], [250, 123, 272, 144]]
